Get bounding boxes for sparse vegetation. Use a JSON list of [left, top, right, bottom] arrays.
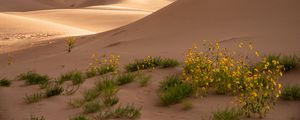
[[87, 54, 120, 77], [24, 92, 45, 104], [265, 54, 298, 72], [160, 58, 180, 68], [18, 71, 50, 86], [83, 89, 100, 102], [69, 99, 85, 108], [212, 108, 243, 120], [30, 115, 46, 120], [84, 101, 103, 113], [116, 73, 136, 85], [66, 37, 76, 53], [103, 96, 119, 107], [182, 100, 193, 110], [0, 78, 11, 87], [70, 115, 90, 120], [95, 78, 119, 97], [45, 85, 63, 97], [112, 104, 141, 119], [137, 73, 151, 87], [281, 85, 300, 100], [59, 70, 84, 85], [158, 75, 194, 106]]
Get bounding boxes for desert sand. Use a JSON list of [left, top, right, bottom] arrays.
[[0, 0, 300, 120]]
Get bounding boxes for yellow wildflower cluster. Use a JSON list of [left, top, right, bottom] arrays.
[[87, 53, 120, 76], [183, 41, 283, 118]]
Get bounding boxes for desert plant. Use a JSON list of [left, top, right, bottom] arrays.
[[125, 56, 162, 72], [18, 71, 50, 86], [159, 75, 182, 91], [116, 73, 136, 85], [112, 104, 141, 119], [83, 89, 100, 102], [265, 55, 298, 72], [70, 115, 90, 120], [84, 101, 103, 113], [87, 54, 120, 77], [24, 92, 45, 104], [182, 100, 193, 110], [59, 70, 84, 85], [66, 37, 76, 53], [160, 58, 180, 68], [45, 85, 63, 97], [30, 115, 46, 120], [281, 85, 300, 100], [69, 99, 85, 108], [95, 78, 119, 97], [212, 108, 243, 120], [137, 74, 151, 87], [0, 78, 11, 87], [103, 96, 119, 107]]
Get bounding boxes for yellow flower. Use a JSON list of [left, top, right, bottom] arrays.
[[255, 51, 260, 57], [278, 84, 282, 89]]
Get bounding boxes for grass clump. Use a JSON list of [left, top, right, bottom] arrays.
[[66, 37, 76, 53], [212, 108, 243, 120], [116, 73, 136, 85], [158, 75, 194, 106], [83, 89, 100, 102], [103, 96, 119, 107], [45, 85, 63, 97], [265, 55, 298, 72], [24, 92, 45, 104], [18, 71, 49, 86], [0, 78, 11, 87], [87, 54, 120, 78], [112, 104, 141, 119], [59, 70, 84, 85], [69, 99, 85, 108], [137, 74, 151, 87], [70, 115, 90, 120], [96, 78, 119, 97], [281, 85, 300, 100], [160, 58, 180, 68], [84, 101, 103, 113], [30, 115, 46, 120]]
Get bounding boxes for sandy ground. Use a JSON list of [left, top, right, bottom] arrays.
[[0, 0, 300, 120]]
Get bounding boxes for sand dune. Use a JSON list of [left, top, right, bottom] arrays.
[[0, 0, 300, 119]]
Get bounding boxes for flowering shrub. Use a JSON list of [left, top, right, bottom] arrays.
[[183, 41, 283, 118], [86, 54, 120, 77]]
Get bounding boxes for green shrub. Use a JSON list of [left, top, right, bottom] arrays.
[[97, 65, 116, 75], [265, 55, 298, 72], [282, 85, 300, 100], [212, 108, 243, 120], [159, 75, 182, 91], [96, 78, 119, 97], [103, 96, 119, 107], [59, 71, 84, 85], [83, 89, 100, 102], [125, 56, 162, 72], [113, 104, 141, 119], [45, 85, 63, 97], [160, 58, 180, 68], [18, 71, 49, 85], [84, 101, 103, 113], [0, 78, 11, 87], [137, 74, 151, 87], [70, 115, 89, 120], [24, 92, 45, 104], [116, 73, 136, 85]]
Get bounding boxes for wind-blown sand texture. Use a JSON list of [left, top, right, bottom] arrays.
[[0, 0, 299, 119]]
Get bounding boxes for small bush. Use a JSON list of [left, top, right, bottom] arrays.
[[160, 58, 180, 68], [212, 108, 243, 120], [70, 115, 89, 120], [97, 65, 117, 75], [24, 92, 45, 104], [282, 85, 300, 100], [59, 71, 84, 85], [45, 85, 63, 97], [265, 55, 298, 72], [182, 100, 193, 110], [137, 74, 151, 87], [83, 89, 100, 102], [0, 78, 11, 87], [30, 115, 46, 120], [87, 54, 120, 77], [116, 73, 136, 85], [84, 101, 103, 113], [159, 75, 182, 91], [103, 96, 119, 107], [113, 104, 141, 119], [18, 71, 50, 85], [125, 56, 162, 72], [66, 37, 76, 53], [96, 78, 119, 97]]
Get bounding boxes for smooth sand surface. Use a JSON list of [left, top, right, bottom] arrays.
[[0, 0, 299, 119]]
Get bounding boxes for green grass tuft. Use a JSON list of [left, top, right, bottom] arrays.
[[84, 101, 103, 113], [160, 58, 180, 68], [59, 71, 84, 85], [96, 78, 119, 97], [45, 85, 63, 97], [70, 115, 89, 120], [137, 74, 151, 87], [116, 73, 136, 85], [0, 78, 11, 87], [159, 75, 182, 91], [282, 85, 300, 100], [103, 96, 119, 107], [30, 115, 46, 120], [24, 92, 45, 104], [83, 89, 100, 102], [113, 104, 141, 119], [212, 107, 243, 120], [265, 55, 298, 72], [18, 71, 50, 86]]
